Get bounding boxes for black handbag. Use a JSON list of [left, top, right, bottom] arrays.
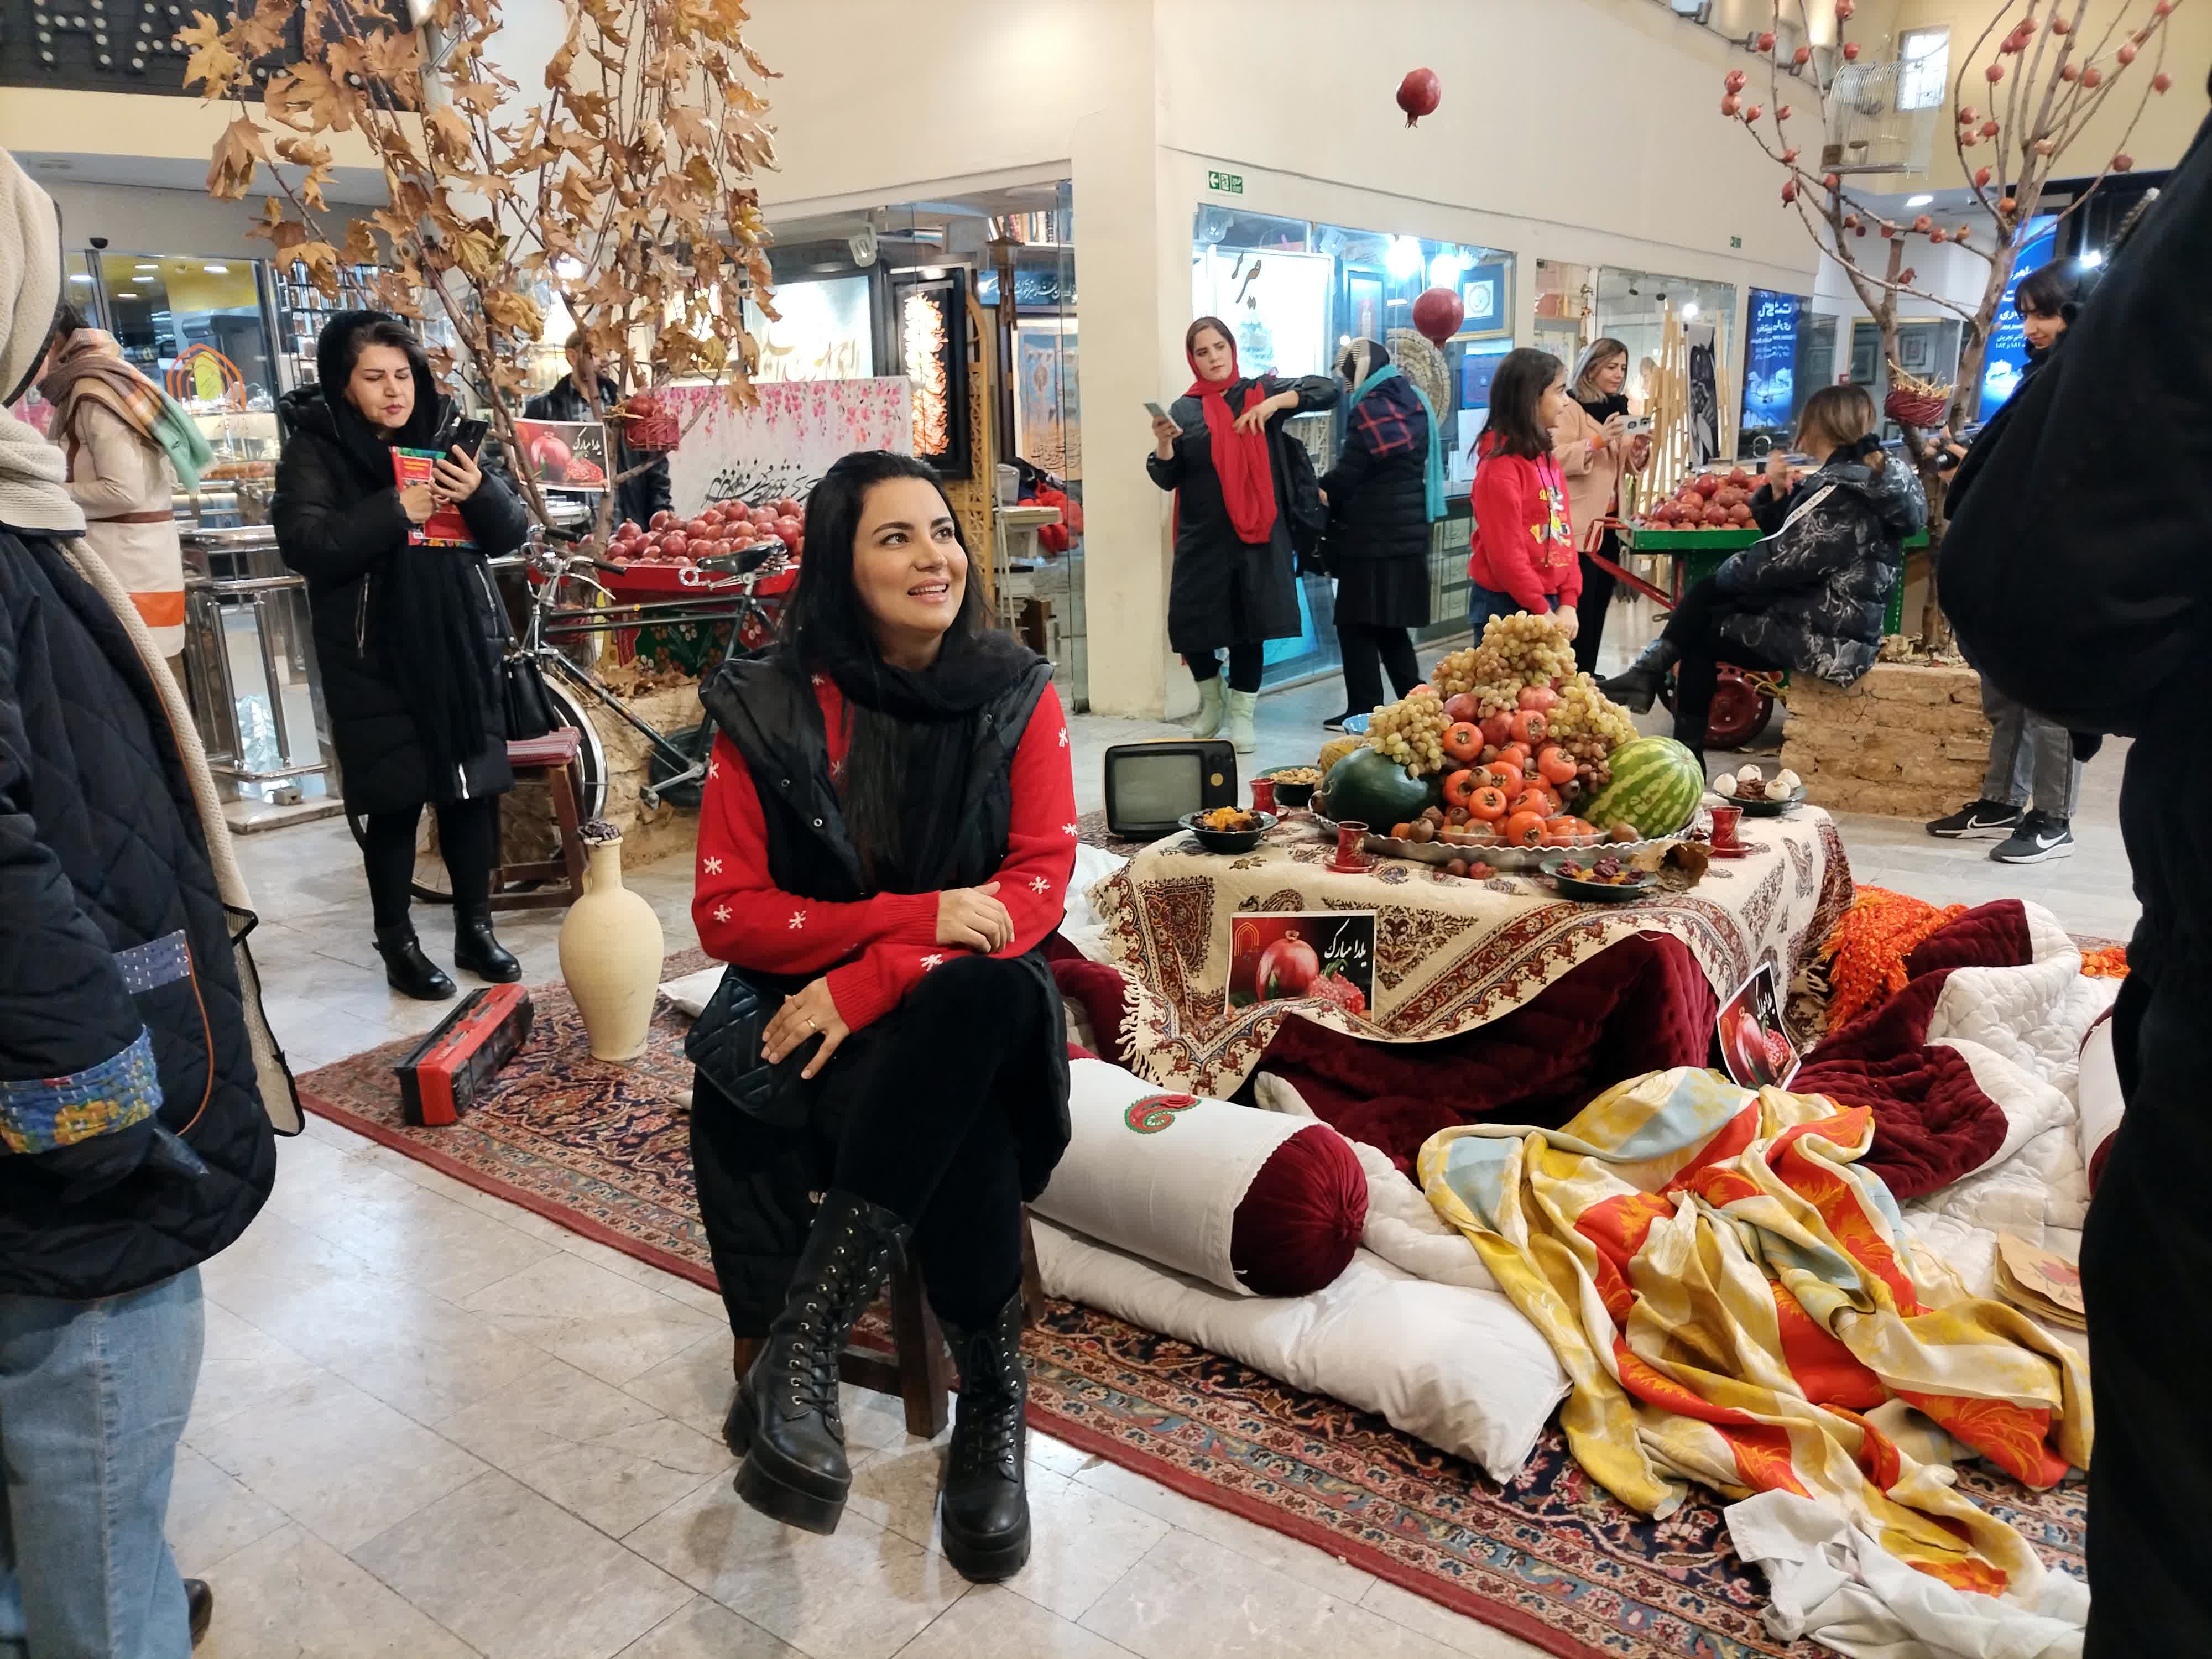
[[1271, 421, 1329, 573], [501, 648, 559, 742], [684, 966, 815, 1127]]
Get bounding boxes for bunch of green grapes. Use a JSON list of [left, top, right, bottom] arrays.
[[1431, 645, 1504, 700], [1481, 612, 1577, 686], [1547, 673, 1639, 753], [1365, 686, 1451, 776]]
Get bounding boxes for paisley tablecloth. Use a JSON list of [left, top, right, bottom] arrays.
[[1091, 810, 1853, 1098]]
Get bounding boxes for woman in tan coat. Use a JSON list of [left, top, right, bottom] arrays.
[[38, 307, 197, 672], [1548, 337, 1650, 675]]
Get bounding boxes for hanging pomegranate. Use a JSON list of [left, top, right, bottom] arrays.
[[1758, 30, 1776, 51], [1411, 286, 1465, 347], [2112, 152, 2135, 171], [1843, 41, 1861, 61], [1396, 67, 1441, 127], [2153, 71, 2174, 93]]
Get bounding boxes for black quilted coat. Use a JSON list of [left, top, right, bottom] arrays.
[[1718, 451, 1926, 685], [0, 525, 281, 1298], [272, 325, 531, 816], [1319, 373, 1434, 630]]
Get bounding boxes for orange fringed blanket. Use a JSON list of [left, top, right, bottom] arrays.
[[1818, 889, 1969, 1030]]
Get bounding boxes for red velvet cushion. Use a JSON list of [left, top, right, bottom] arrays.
[[1228, 1123, 1368, 1297]]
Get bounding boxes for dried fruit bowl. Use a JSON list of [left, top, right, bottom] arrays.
[[1179, 811, 1275, 854], [1541, 852, 1657, 903]]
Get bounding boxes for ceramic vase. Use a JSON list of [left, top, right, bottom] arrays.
[[558, 820, 664, 1062]]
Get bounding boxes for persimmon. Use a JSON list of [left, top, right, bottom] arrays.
[[1536, 744, 1578, 786], [1441, 768, 1480, 810], [1482, 761, 1522, 794], [1442, 722, 1484, 764], [1509, 708, 1549, 745], [1501, 809, 1549, 847], [1510, 787, 1558, 820], [1390, 822, 1414, 841], [1467, 784, 1510, 821]]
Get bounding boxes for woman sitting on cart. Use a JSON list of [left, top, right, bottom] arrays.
[[688, 450, 1077, 1583], [1600, 384, 1924, 766]]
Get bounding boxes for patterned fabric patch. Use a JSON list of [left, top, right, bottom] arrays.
[[1124, 1093, 1201, 1134], [114, 930, 191, 994], [0, 1027, 160, 1154]]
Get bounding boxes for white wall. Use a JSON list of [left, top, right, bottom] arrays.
[[39, 179, 384, 264]]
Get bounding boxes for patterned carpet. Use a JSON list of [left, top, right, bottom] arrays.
[[299, 963, 2087, 1659]]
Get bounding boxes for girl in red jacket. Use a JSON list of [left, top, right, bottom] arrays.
[[1467, 348, 1579, 643]]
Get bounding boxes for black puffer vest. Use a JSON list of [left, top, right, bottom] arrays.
[[690, 649, 1071, 1332]]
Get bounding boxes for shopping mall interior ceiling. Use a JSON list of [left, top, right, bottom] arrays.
[[17, 149, 389, 202]]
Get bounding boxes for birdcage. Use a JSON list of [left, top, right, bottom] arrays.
[[1820, 59, 1940, 176]]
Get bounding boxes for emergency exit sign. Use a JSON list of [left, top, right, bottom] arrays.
[[1207, 170, 1244, 195]]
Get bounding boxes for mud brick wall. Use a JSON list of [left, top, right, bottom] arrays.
[[1779, 663, 1991, 820], [498, 683, 701, 875]]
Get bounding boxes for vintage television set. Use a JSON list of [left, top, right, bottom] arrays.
[[1102, 740, 1238, 841]]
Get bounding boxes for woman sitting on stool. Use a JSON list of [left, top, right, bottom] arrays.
[[1601, 384, 1925, 766], [688, 450, 1077, 1582]]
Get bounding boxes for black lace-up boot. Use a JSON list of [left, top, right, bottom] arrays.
[[937, 1289, 1031, 1580], [726, 1190, 911, 1534], [1598, 636, 1682, 714]]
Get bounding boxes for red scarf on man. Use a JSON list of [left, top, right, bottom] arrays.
[[1185, 337, 1277, 544]]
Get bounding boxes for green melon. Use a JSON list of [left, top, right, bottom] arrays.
[[1582, 736, 1704, 838], [1319, 744, 1438, 829]]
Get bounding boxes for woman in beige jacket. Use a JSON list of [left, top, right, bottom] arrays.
[[1548, 337, 1650, 675], [38, 310, 190, 670]]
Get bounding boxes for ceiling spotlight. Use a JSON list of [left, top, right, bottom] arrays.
[[2078, 249, 2105, 268], [1681, 301, 1701, 319]]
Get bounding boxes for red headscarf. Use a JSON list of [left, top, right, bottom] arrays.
[[1186, 332, 1277, 544]]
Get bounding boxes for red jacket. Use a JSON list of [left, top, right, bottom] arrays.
[[692, 676, 1079, 1033], [1467, 433, 1579, 612]]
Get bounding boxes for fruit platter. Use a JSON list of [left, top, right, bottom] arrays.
[[1310, 612, 1708, 872]]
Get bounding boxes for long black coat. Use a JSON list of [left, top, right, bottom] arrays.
[[686, 652, 1070, 1334], [1717, 451, 1925, 685], [1148, 373, 1339, 654], [1319, 373, 1433, 629], [273, 383, 531, 815], [0, 525, 282, 1298], [523, 373, 672, 534]]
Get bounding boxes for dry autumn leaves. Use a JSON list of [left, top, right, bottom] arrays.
[[181, 0, 780, 531]]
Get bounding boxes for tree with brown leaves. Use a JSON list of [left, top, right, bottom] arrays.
[[1721, 0, 2178, 641], [183, 0, 780, 535]]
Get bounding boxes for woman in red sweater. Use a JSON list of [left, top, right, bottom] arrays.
[[1466, 348, 1580, 643], [690, 450, 1076, 1581]]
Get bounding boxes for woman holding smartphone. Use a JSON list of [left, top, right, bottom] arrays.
[[273, 311, 531, 999], [1549, 338, 1651, 675]]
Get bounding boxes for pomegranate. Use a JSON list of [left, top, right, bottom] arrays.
[[1757, 30, 1775, 51], [1981, 118, 2000, 137], [528, 432, 573, 478], [1986, 61, 2005, 82], [1834, 0, 1853, 15], [2154, 72, 2174, 93], [1782, 147, 1799, 163], [1257, 932, 1321, 1000], [661, 531, 688, 559], [650, 509, 676, 530], [1842, 40, 1860, 60], [2081, 65, 2103, 88], [1724, 69, 1747, 93], [2060, 64, 2081, 81], [1743, 103, 1762, 123], [772, 496, 802, 519], [1395, 67, 1441, 127], [1792, 45, 1811, 66], [1443, 692, 1479, 724], [1776, 104, 1792, 121], [2118, 41, 2137, 65], [1720, 94, 1741, 117], [1517, 685, 1559, 714], [2112, 153, 2135, 172], [1411, 286, 1464, 346]]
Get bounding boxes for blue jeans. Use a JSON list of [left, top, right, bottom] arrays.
[[1467, 584, 1546, 638], [0, 1270, 204, 1659]]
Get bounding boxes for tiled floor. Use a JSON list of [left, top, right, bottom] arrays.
[[195, 614, 2135, 1657]]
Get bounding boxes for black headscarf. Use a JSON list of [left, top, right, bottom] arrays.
[[795, 623, 1044, 891], [314, 311, 498, 790]]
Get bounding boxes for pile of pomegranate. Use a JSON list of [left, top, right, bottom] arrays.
[[604, 497, 806, 568], [1638, 467, 1764, 530]]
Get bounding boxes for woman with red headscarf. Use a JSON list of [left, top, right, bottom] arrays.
[[1146, 316, 1338, 753]]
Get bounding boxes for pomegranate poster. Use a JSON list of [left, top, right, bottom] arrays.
[[1717, 962, 1797, 1089], [659, 378, 912, 517], [514, 419, 609, 492], [1226, 912, 1375, 1019]]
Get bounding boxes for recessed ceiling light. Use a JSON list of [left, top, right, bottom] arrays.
[[68, 273, 93, 284], [1681, 301, 1701, 319], [1906, 194, 1934, 207], [202, 263, 229, 273]]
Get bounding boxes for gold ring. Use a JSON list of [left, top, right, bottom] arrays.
[[806, 1016, 818, 1032]]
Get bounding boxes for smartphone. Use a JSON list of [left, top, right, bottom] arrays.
[[1623, 414, 1655, 436], [1144, 400, 1173, 424], [448, 416, 491, 460]]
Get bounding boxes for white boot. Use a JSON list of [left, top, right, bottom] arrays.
[[1226, 690, 1259, 756], [1190, 675, 1226, 739]]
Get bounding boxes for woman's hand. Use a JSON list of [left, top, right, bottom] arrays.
[[1599, 413, 1630, 450], [1555, 605, 1580, 641], [432, 445, 483, 503], [1629, 432, 1652, 468], [938, 882, 1014, 953], [1764, 451, 1795, 495], [1232, 390, 1294, 435], [762, 978, 850, 1079], [1151, 413, 1179, 461], [398, 482, 437, 524]]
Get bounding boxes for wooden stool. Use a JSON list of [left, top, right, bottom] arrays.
[[734, 1210, 1048, 1441], [488, 727, 588, 913]]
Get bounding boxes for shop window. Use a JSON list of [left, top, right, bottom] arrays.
[[1897, 27, 1949, 112]]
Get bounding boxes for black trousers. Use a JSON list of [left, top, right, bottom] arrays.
[[2081, 732, 2212, 1653], [1337, 622, 1421, 719], [361, 797, 498, 931], [1188, 642, 1265, 694], [1573, 537, 1621, 677], [1657, 577, 1783, 759], [696, 954, 1046, 1334]]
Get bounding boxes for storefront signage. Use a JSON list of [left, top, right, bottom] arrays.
[[1741, 288, 1801, 433], [1979, 218, 2058, 416], [1206, 170, 1244, 196]]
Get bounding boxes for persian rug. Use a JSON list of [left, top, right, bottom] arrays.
[[298, 965, 2085, 1659]]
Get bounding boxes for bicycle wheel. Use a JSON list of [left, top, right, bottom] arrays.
[[342, 684, 610, 906]]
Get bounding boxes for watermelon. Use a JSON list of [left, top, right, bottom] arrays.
[[1580, 736, 1703, 837], [1318, 744, 1437, 828]]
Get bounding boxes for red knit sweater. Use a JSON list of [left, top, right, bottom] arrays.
[[1467, 434, 1580, 612], [692, 675, 1078, 1032]]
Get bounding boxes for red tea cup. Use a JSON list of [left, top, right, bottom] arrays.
[[1333, 820, 1373, 872], [1250, 777, 1276, 817], [1708, 804, 1744, 851]]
